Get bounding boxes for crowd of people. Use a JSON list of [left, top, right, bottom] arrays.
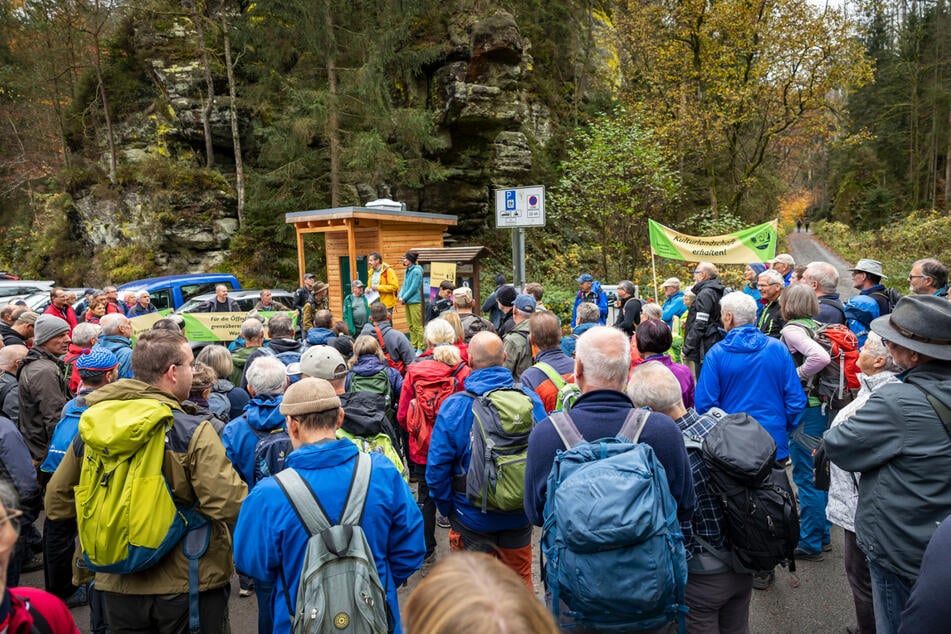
[[0, 249, 949, 634]]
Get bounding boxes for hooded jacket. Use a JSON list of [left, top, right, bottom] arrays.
[[694, 323, 806, 460], [234, 440, 424, 634], [96, 335, 133, 379], [1, 588, 78, 634], [823, 361, 951, 580], [399, 263, 423, 304], [16, 346, 70, 461], [370, 264, 400, 309], [222, 393, 285, 486], [662, 290, 686, 327], [683, 278, 726, 362], [396, 357, 471, 464], [45, 379, 247, 595], [426, 366, 545, 533], [359, 321, 416, 373], [349, 353, 404, 398]]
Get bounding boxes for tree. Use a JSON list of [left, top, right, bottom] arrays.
[[549, 111, 681, 280], [615, 0, 872, 218]]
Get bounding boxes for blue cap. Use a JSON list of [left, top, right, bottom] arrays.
[[748, 262, 767, 276], [514, 294, 536, 314], [576, 273, 594, 284], [77, 347, 119, 372]]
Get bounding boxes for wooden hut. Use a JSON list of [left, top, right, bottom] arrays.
[[285, 203, 457, 332]]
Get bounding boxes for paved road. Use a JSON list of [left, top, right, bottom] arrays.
[[25, 234, 864, 633]]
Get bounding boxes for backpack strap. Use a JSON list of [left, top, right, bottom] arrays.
[[339, 452, 372, 526], [275, 468, 332, 536], [549, 411, 583, 449], [907, 381, 951, 436], [449, 362, 467, 390], [533, 361, 566, 391], [15, 595, 53, 634], [617, 408, 651, 443]]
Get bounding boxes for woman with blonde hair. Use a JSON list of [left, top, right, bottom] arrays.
[[197, 344, 249, 421], [429, 311, 468, 363], [396, 319, 471, 571], [779, 283, 831, 561], [405, 551, 557, 634], [347, 334, 404, 399]]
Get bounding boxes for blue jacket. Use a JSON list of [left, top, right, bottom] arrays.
[[860, 283, 892, 316], [234, 440, 424, 634], [694, 324, 806, 460], [571, 282, 609, 326], [0, 415, 40, 523], [560, 322, 597, 357], [40, 392, 91, 474], [426, 366, 546, 532], [96, 336, 133, 379], [816, 292, 846, 325], [741, 283, 763, 319], [347, 354, 403, 398], [524, 389, 695, 527], [305, 327, 335, 346], [222, 394, 285, 486], [662, 291, 686, 327], [399, 264, 423, 304]]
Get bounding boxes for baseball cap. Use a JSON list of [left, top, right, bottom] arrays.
[[576, 273, 594, 284], [351, 280, 365, 288], [299, 345, 348, 380], [514, 294, 536, 314]]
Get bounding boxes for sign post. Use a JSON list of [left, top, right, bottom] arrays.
[[494, 186, 546, 289]]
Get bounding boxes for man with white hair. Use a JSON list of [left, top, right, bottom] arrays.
[[627, 362, 754, 632], [804, 261, 846, 324], [695, 292, 805, 463], [756, 269, 786, 338], [128, 290, 157, 317], [771, 253, 796, 286], [97, 312, 133, 379]]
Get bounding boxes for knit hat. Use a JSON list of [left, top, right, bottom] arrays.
[[279, 377, 341, 416], [514, 294, 536, 314], [300, 345, 348, 380], [404, 251, 418, 264], [76, 348, 118, 372], [33, 314, 69, 346], [496, 285, 517, 308], [494, 273, 507, 287], [748, 262, 767, 276]]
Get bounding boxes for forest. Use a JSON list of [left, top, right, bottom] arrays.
[[0, 0, 947, 287]]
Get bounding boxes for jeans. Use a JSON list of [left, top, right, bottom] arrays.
[[868, 559, 914, 634], [789, 405, 830, 553], [410, 461, 436, 556]]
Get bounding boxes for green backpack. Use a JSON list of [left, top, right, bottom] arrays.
[[348, 370, 395, 422], [75, 398, 205, 574], [336, 429, 407, 480], [460, 388, 536, 512]]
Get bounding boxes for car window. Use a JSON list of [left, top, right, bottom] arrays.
[[180, 282, 230, 303], [150, 289, 172, 312]]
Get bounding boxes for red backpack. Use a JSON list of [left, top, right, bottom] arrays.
[[374, 324, 406, 375], [789, 321, 860, 409], [405, 362, 467, 464]]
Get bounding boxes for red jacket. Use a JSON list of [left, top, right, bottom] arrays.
[[2, 588, 79, 634], [396, 358, 470, 464], [42, 304, 78, 333]]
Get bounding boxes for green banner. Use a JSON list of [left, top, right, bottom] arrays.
[[648, 219, 777, 263], [131, 311, 298, 342]]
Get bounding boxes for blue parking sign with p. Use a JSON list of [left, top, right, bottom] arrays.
[[505, 190, 516, 211]]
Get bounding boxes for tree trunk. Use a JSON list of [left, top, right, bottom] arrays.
[[326, 10, 341, 207], [192, 0, 215, 169], [222, 15, 245, 226]]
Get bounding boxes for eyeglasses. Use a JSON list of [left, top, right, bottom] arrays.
[[907, 275, 928, 281], [693, 270, 703, 274], [756, 283, 780, 288], [0, 508, 23, 541]]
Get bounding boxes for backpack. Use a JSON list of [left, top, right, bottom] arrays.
[[460, 387, 535, 513], [787, 320, 860, 409], [338, 391, 407, 478], [531, 362, 578, 414], [404, 362, 466, 464], [348, 369, 396, 423], [40, 396, 88, 474], [75, 398, 207, 574], [275, 456, 389, 634], [251, 425, 292, 483], [873, 287, 904, 311], [696, 412, 799, 573], [373, 325, 405, 375], [261, 346, 303, 367], [459, 312, 493, 343], [542, 409, 688, 631], [844, 295, 880, 348], [817, 296, 846, 324]]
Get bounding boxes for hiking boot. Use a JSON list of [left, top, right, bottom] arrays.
[[752, 570, 774, 590], [420, 552, 437, 577], [794, 547, 824, 562], [822, 542, 833, 552], [65, 583, 89, 608], [239, 587, 254, 598], [20, 551, 43, 573], [436, 514, 451, 529]]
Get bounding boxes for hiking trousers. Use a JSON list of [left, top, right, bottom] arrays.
[[789, 405, 830, 553], [103, 586, 230, 634], [405, 302, 423, 350], [448, 517, 533, 591]]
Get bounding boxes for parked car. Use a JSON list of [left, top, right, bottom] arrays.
[[176, 289, 294, 314], [119, 273, 242, 312], [0, 280, 55, 301]]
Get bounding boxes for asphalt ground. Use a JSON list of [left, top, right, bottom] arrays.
[[19, 233, 862, 632]]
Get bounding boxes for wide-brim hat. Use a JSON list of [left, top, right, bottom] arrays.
[[870, 295, 951, 360], [849, 258, 887, 279]]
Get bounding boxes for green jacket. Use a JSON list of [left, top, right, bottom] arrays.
[[45, 379, 247, 595], [502, 319, 532, 381], [343, 293, 370, 335]]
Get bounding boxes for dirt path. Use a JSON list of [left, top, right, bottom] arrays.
[[785, 232, 856, 299]]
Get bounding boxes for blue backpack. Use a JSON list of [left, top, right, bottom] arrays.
[[542, 409, 688, 631], [251, 426, 292, 483], [844, 295, 880, 348]]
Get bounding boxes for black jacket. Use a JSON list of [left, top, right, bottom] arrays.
[[614, 296, 641, 336], [683, 278, 726, 362]]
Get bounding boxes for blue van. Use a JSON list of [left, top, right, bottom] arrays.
[[119, 273, 242, 312]]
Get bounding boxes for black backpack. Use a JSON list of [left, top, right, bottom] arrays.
[[696, 412, 799, 573]]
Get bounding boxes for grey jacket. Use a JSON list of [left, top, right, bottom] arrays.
[[359, 321, 415, 371], [17, 347, 70, 462], [0, 371, 19, 423], [823, 361, 951, 580]]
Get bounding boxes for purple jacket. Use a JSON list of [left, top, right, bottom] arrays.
[[641, 354, 695, 410]]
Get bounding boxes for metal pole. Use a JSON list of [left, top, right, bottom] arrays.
[[512, 227, 526, 290]]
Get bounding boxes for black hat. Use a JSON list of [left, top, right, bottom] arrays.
[[404, 252, 418, 264], [496, 285, 517, 307], [870, 295, 951, 360]]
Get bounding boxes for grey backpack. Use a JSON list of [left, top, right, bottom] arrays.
[[275, 454, 389, 634]]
